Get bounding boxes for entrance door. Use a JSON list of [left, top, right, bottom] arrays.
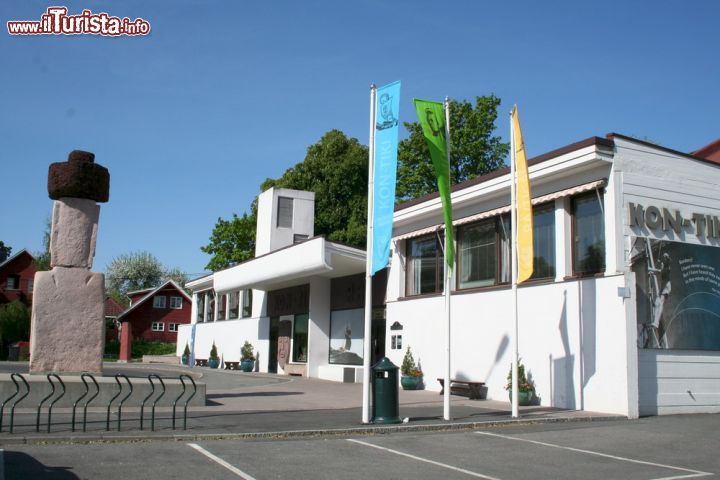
[[268, 316, 279, 373], [277, 315, 293, 372]]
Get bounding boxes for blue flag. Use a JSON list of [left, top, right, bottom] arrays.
[[371, 80, 401, 274]]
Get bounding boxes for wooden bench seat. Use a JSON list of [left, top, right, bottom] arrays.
[[437, 378, 486, 400], [224, 361, 240, 370]]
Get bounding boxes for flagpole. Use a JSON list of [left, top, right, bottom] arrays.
[[510, 108, 519, 419], [443, 97, 452, 422], [362, 84, 377, 424]]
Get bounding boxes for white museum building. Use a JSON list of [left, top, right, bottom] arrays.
[[178, 133, 720, 418]]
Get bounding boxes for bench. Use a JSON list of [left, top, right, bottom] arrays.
[[437, 378, 486, 400], [195, 358, 208, 367], [224, 361, 240, 370]]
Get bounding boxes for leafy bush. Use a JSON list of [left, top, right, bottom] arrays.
[[401, 347, 423, 377], [241, 341, 254, 360], [104, 339, 175, 358], [209, 341, 219, 360]]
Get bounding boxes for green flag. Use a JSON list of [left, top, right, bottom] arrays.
[[414, 99, 454, 270]]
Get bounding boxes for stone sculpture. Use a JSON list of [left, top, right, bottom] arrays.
[[29, 151, 110, 374]]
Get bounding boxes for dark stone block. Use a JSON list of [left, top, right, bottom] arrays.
[[48, 150, 110, 202]]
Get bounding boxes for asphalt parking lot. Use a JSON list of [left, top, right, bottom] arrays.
[[4, 414, 718, 480]]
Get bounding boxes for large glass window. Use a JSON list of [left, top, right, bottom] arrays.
[[531, 203, 556, 279], [228, 291, 240, 319], [406, 235, 443, 296], [196, 294, 205, 323], [242, 289, 253, 318], [572, 193, 605, 275], [292, 313, 309, 363], [457, 216, 511, 289], [217, 293, 227, 320], [458, 220, 497, 288], [328, 308, 364, 365]]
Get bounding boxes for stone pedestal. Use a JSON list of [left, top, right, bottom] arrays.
[[29, 267, 105, 374]]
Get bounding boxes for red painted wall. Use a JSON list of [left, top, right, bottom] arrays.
[[0, 252, 37, 307], [124, 286, 191, 342]]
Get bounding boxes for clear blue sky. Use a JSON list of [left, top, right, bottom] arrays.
[[2, 0, 718, 279]]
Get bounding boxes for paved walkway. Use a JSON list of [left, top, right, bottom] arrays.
[[0, 363, 624, 444]]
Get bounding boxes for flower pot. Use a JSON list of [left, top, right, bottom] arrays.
[[401, 375, 423, 390], [181, 355, 189, 365], [208, 357, 220, 369], [240, 359, 255, 372], [509, 390, 532, 406]]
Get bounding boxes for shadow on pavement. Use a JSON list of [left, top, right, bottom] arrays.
[[206, 391, 304, 399], [4, 451, 80, 479]]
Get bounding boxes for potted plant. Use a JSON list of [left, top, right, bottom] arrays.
[[208, 342, 220, 369], [400, 347, 423, 390], [505, 358, 535, 406], [181, 342, 190, 365], [240, 341, 255, 372]]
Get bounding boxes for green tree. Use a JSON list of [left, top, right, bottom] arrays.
[[396, 95, 509, 201], [0, 241, 11, 263], [202, 130, 369, 271], [201, 212, 257, 272], [0, 300, 31, 347], [33, 217, 51, 271], [105, 251, 187, 306]]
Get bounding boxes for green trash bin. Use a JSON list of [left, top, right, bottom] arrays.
[[372, 357, 402, 424]]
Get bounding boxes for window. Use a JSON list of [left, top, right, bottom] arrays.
[[217, 293, 227, 320], [168, 323, 179, 332], [457, 216, 511, 289], [196, 294, 205, 323], [208, 291, 216, 321], [572, 192, 605, 275], [153, 296, 166, 309], [6, 275, 20, 290], [277, 197, 293, 228], [28, 279, 33, 294], [406, 235, 443, 296], [293, 234, 308, 243], [531, 203, 556, 279], [228, 291, 240, 319], [169, 296, 182, 309], [242, 289, 253, 318], [151, 322, 164, 332], [292, 313, 309, 363]]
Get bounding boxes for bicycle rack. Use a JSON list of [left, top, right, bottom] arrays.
[[106, 374, 132, 432], [72, 373, 101, 432], [37, 374, 65, 433], [148, 374, 165, 431], [1, 373, 29, 433], [173, 374, 197, 430], [140, 374, 165, 431]]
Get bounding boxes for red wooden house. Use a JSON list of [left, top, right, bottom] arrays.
[[115, 280, 191, 343], [0, 249, 37, 307]]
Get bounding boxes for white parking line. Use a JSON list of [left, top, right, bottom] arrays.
[[187, 443, 257, 480], [347, 438, 503, 480], [475, 432, 713, 480]]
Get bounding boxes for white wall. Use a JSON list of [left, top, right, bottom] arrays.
[[638, 350, 720, 415], [615, 137, 720, 415], [255, 187, 315, 256], [385, 275, 631, 415], [177, 317, 270, 371], [308, 276, 331, 378]]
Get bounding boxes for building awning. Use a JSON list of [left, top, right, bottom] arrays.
[[211, 237, 366, 293], [394, 179, 606, 241]]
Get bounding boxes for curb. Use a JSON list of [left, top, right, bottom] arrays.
[[1, 414, 627, 446]]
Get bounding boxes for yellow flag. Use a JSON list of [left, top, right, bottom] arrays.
[[512, 105, 533, 283]]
